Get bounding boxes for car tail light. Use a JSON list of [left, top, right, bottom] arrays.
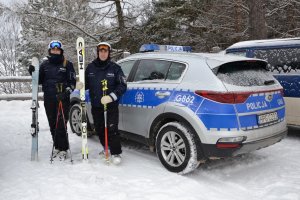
[[195, 89, 283, 104], [195, 90, 251, 104], [216, 136, 246, 149], [216, 143, 241, 149]]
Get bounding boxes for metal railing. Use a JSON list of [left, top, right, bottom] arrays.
[[0, 76, 43, 101]]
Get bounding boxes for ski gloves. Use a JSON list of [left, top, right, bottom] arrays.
[[101, 95, 112, 105], [76, 81, 84, 90], [76, 81, 113, 105], [56, 87, 72, 101], [28, 65, 35, 75]]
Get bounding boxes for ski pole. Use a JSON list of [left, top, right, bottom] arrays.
[[50, 101, 62, 163], [59, 101, 73, 163], [101, 79, 109, 163], [50, 101, 73, 163]]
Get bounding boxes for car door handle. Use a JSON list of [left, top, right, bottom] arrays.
[[155, 91, 171, 98]]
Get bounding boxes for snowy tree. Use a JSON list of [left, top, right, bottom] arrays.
[[0, 11, 29, 94], [266, 0, 300, 38], [142, 0, 248, 51], [89, 0, 151, 55], [18, 0, 101, 70], [143, 0, 300, 51]]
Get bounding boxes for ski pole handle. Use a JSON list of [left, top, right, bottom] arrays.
[[101, 79, 108, 93], [101, 79, 108, 110]]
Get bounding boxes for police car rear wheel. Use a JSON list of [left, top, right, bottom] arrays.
[[69, 104, 82, 136], [156, 122, 199, 174]]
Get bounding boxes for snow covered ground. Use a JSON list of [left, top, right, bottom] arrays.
[[0, 100, 299, 200]]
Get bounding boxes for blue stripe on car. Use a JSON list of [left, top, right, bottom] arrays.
[[74, 87, 285, 131]]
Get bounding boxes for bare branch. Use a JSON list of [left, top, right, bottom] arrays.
[[22, 10, 100, 42]]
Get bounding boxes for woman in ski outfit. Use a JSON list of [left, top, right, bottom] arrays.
[[29, 40, 76, 160]]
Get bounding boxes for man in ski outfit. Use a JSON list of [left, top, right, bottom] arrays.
[[29, 40, 76, 160], [77, 42, 127, 164]]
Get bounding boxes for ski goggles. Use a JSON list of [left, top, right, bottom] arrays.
[[98, 45, 109, 52], [50, 41, 62, 49]]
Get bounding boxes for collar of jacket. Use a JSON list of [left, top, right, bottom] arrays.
[[92, 58, 110, 70], [47, 54, 64, 65]]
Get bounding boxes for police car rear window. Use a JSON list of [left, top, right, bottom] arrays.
[[216, 61, 276, 86]]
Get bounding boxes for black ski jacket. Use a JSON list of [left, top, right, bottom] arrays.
[[39, 58, 76, 101], [85, 58, 127, 109]]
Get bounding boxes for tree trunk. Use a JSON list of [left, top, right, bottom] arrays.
[[247, 0, 267, 40], [287, 1, 296, 36], [233, 0, 243, 42], [115, 0, 126, 50]]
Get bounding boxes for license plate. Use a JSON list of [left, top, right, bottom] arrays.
[[257, 112, 278, 125]]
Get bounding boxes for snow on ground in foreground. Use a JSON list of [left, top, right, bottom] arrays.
[[0, 101, 299, 200]]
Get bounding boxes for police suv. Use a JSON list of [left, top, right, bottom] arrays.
[[70, 44, 287, 174]]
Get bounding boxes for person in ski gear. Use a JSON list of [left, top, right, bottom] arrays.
[[76, 42, 127, 164], [28, 40, 76, 160]]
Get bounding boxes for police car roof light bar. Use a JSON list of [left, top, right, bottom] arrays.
[[139, 44, 192, 53]]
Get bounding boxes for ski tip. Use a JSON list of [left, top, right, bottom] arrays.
[[76, 37, 84, 45], [31, 57, 39, 67]]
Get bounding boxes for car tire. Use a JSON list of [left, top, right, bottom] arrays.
[[69, 104, 82, 136], [156, 122, 200, 174]]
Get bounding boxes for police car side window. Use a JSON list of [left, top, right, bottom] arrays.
[[227, 51, 247, 57], [166, 62, 186, 80], [254, 48, 300, 74], [119, 60, 135, 80], [133, 59, 171, 82]]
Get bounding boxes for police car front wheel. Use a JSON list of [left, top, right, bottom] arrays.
[[69, 104, 94, 136], [69, 104, 82, 136], [156, 122, 200, 174]]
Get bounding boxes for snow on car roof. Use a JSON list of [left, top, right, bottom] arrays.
[[226, 37, 300, 50]]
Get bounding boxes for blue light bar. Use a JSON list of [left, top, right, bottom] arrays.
[[139, 44, 160, 52], [139, 44, 192, 53]]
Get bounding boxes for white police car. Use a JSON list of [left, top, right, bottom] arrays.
[[69, 44, 287, 174]]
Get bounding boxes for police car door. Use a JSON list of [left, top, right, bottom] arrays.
[[121, 59, 179, 137], [117, 60, 137, 131]]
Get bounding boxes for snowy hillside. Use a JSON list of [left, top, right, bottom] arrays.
[[0, 100, 299, 200]]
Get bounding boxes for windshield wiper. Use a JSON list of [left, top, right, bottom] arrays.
[[264, 80, 275, 85]]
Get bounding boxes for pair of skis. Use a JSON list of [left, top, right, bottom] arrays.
[[30, 57, 39, 161], [77, 37, 88, 161], [76, 37, 110, 163]]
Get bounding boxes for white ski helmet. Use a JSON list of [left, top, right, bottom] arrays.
[[48, 40, 64, 51], [97, 42, 111, 51]]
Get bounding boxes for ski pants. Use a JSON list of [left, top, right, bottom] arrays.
[[44, 98, 70, 151], [91, 107, 122, 155]]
